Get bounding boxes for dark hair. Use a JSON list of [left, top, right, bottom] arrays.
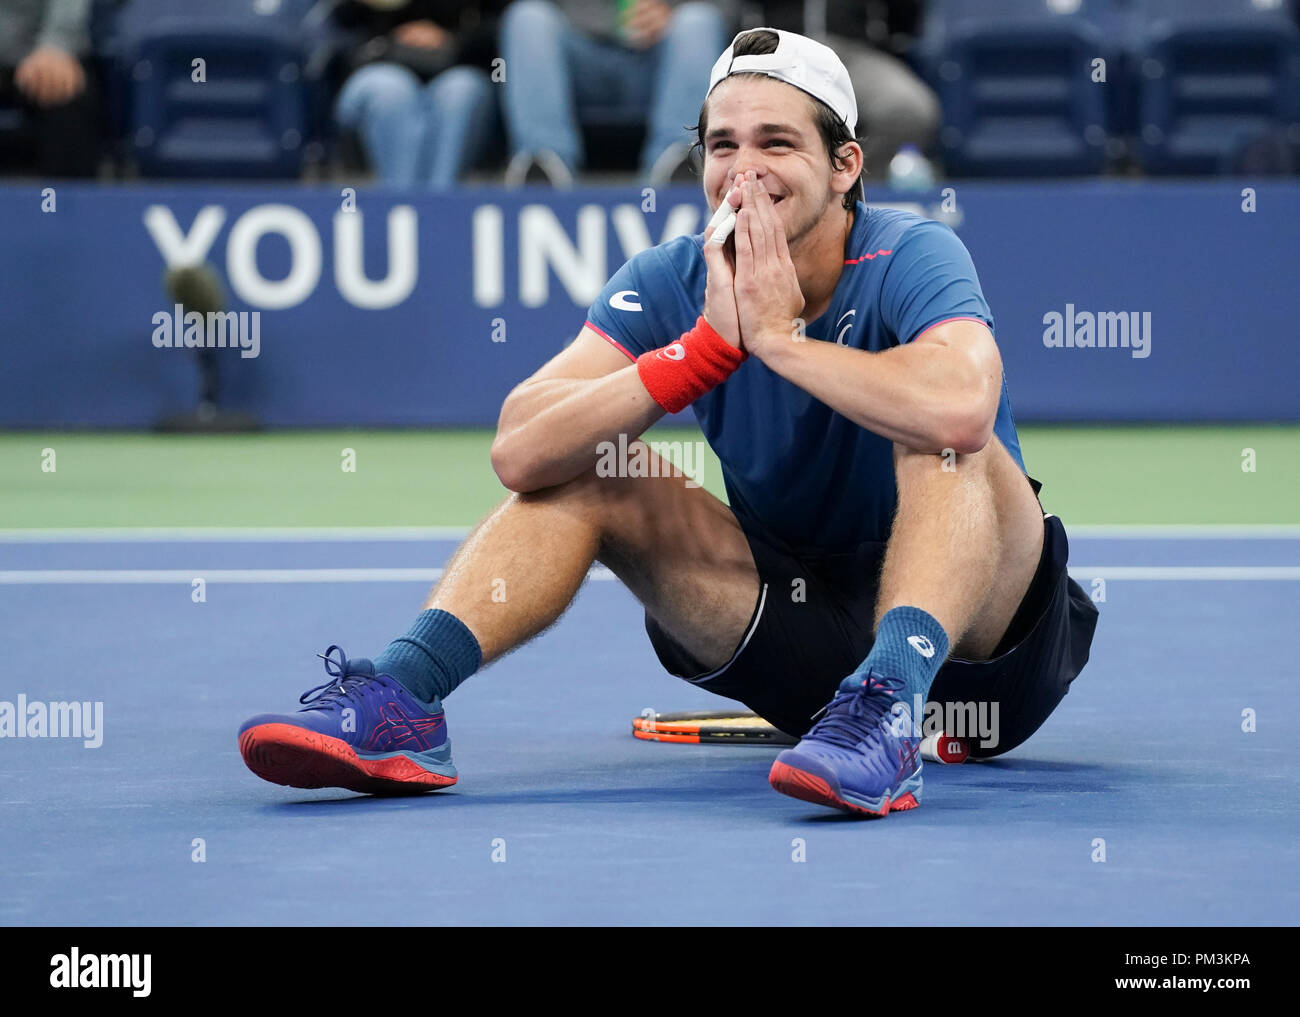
[[689, 29, 864, 211]]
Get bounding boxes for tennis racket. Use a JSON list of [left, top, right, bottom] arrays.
[[705, 196, 739, 245], [632, 709, 974, 763], [633, 709, 798, 745]]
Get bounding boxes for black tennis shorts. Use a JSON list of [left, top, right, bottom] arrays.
[[644, 504, 1098, 758]]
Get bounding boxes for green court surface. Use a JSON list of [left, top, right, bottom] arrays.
[[1, 425, 1296, 528]]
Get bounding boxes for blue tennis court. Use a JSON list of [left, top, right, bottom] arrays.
[[2, 529, 1295, 926]]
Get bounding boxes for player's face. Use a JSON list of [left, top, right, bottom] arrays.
[[701, 76, 836, 248]]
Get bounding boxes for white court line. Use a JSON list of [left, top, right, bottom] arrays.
[[1069, 566, 1300, 581], [1066, 525, 1300, 539], [1, 524, 1299, 543], [0, 568, 448, 584], [0, 566, 621, 585], [0, 526, 473, 543], [0, 566, 1291, 585]]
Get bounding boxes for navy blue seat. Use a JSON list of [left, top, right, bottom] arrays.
[[0, 101, 29, 162], [111, 0, 335, 178], [578, 106, 646, 171], [1131, 0, 1300, 174], [916, 0, 1116, 176], [90, 0, 134, 166]]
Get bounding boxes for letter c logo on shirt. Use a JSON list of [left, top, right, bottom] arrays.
[[610, 290, 642, 311], [662, 343, 686, 361]]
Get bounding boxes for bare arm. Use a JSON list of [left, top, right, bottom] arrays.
[[489, 327, 666, 493], [756, 318, 1004, 454], [493, 179, 750, 493]]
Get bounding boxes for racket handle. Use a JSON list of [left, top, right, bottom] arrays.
[[706, 198, 738, 245], [708, 211, 737, 245], [920, 733, 972, 764]]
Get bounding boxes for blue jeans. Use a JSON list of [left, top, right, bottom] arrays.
[[335, 62, 497, 189], [500, 0, 726, 174]]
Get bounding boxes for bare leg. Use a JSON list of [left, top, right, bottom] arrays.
[[876, 436, 1044, 660], [424, 443, 760, 670]]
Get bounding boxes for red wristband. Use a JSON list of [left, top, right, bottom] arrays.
[[636, 316, 746, 414]]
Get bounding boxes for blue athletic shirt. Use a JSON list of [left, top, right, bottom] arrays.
[[585, 202, 1025, 553]]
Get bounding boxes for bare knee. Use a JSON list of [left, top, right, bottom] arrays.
[[513, 458, 646, 524], [511, 452, 692, 565]]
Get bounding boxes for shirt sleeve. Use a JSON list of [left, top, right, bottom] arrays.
[[878, 219, 994, 344], [584, 250, 671, 362]]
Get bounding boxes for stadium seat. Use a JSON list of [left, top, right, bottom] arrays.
[[915, 0, 1117, 176], [109, 0, 337, 179], [578, 106, 646, 172], [0, 100, 31, 172], [89, 0, 131, 168], [1131, 0, 1300, 174]]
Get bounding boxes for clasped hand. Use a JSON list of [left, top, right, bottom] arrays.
[[701, 170, 805, 359]]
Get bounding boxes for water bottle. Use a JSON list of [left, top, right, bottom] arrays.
[[888, 144, 936, 191], [616, 0, 635, 42]]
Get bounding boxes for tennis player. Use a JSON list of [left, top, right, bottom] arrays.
[[239, 28, 1098, 816]]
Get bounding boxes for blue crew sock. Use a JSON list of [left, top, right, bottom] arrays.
[[373, 609, 482, 706], [840, 606, 950, 712]]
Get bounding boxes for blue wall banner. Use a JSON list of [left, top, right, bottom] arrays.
[[1, 181, 1295, 427]]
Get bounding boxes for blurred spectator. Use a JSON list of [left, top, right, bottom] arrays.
[[500, 0, 729, 187], [760, 1, 938, 179], [333, 0, 505, 188], [0, 0, 102, 176]]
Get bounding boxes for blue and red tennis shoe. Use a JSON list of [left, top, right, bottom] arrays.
[[238, 646, 457, 795], [768, 671, 922, 817]]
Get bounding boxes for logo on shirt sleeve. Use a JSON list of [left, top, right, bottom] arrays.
[[610, 290, 642, 311]]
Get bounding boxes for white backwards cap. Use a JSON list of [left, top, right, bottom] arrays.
[[707, 28, 858, 135]]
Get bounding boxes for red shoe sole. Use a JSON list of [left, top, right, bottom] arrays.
[[768, 760, 892, 817], [239, 723, 456, 796]]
